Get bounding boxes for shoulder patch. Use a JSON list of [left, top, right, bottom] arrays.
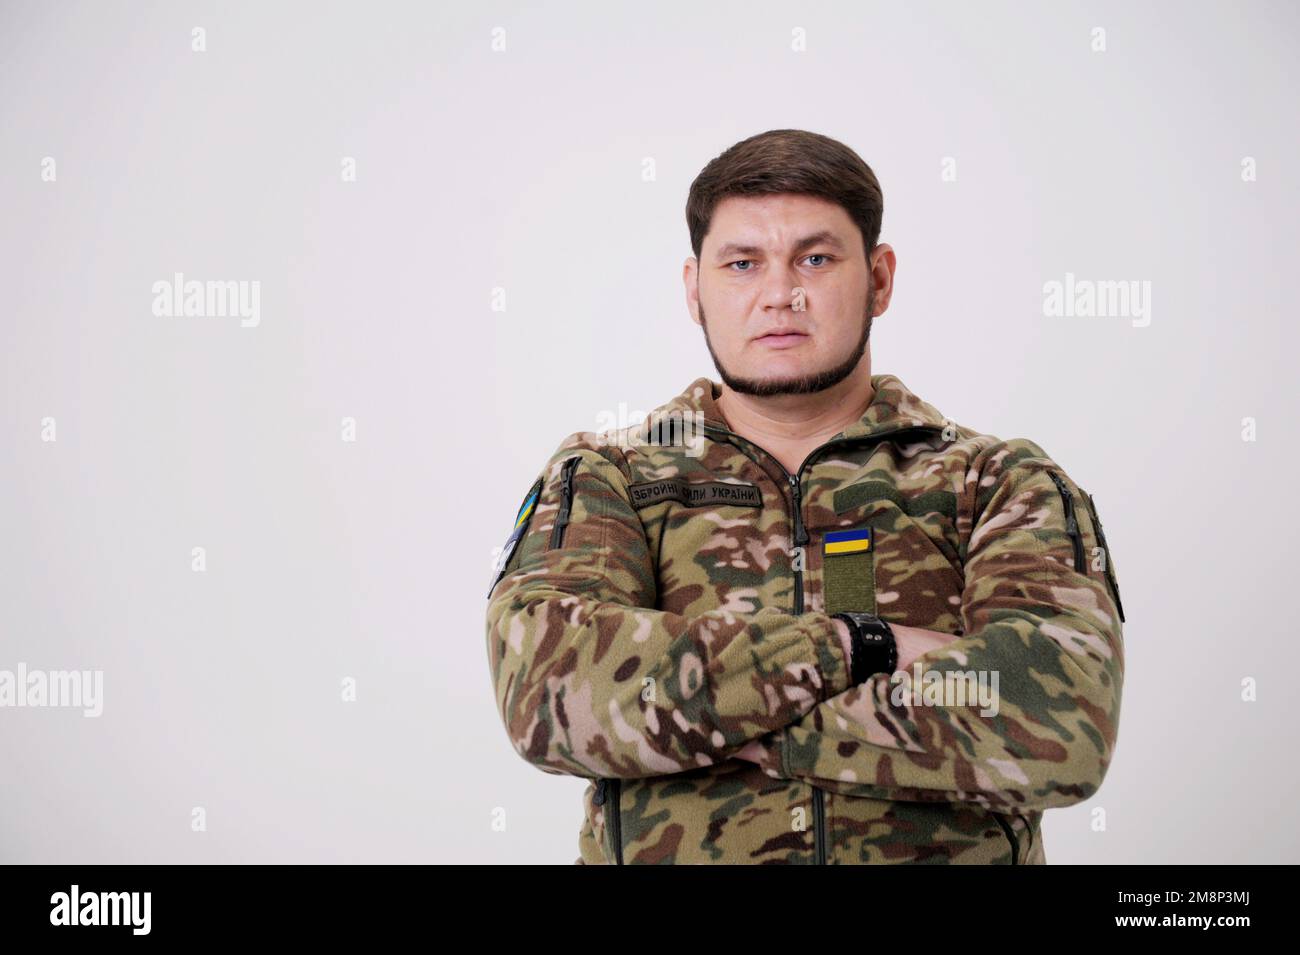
[[487, 476, 545, 599]]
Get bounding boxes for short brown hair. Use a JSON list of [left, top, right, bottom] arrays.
[[685, 129, 884, 262]]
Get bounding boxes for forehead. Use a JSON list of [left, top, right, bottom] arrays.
[[704, 193, 858, 250]]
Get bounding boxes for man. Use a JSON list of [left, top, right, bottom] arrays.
[[485, 129, 1125, 864]]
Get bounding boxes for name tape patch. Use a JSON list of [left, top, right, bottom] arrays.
[[628, 478, 762, 510]]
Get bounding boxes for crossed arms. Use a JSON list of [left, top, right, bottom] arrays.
[[486, 438, 1124, 812]]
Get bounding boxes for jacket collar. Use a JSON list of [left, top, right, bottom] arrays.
[[649, 372, 949, 445]]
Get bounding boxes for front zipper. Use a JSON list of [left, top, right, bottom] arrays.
[[549, 456, 581, 548], [700, 423, 927, 620], [1047, 470, 1085, 573], [592, 778, 623, 864], [995, 814, 1020, 864], [585, 426, 920, 868], [811, 787, 827, 864], [698, 422, 936, 865], [1084, 492, 1126, 623], [789, 473, 808, 613]]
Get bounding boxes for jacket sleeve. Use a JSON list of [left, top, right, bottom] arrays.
[[750, 439, 1125, 812], [485, 431, 852, 780]]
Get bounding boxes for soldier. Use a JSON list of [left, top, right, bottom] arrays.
[[486, 129, 1125, 864]]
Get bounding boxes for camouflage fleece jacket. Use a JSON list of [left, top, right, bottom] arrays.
[[485, 373, 1126, 864]]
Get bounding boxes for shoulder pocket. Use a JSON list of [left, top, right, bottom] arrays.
[[549, 456, 583, 549]]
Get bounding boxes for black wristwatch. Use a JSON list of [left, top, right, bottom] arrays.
[[831, 612, 898, 683]]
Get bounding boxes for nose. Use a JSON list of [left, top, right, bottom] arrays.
[[758, 259, 802, 314]]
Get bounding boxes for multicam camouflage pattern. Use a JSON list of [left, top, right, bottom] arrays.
[[485, 373, 1125, 864]]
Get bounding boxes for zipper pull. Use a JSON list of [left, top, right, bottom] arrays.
[[1062, 498, 1080, 536], [789, 473, 809, 546], [1048, 470, 1085, 572], [551, 457, 580, 548], [592, 778, 606, 806], [1050, 472, 1078, 525]]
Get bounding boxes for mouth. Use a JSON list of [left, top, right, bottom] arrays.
[[754, 330, 809, 349]]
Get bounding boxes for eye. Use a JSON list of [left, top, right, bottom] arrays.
[[805, 254, 832, 267], [727, 260, 754, 272]]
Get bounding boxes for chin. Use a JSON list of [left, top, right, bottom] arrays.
[[754, 357, 812, 379]]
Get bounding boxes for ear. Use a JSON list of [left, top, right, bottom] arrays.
[[868, 243, 897, 315], [683, 256, 701, 326]]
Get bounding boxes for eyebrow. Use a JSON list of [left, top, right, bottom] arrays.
[[713, 230, 847, 262]]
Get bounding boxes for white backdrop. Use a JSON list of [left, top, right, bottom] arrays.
[[1, 0, 1297, 863]]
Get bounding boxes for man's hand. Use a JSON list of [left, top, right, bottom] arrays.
[[732, 738, 781, 771], [891, 623, 961, 672], [731, 621, 960, 767]]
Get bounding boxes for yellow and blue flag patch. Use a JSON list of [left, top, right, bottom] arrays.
[[512, 487, 539, 532], [823, 527, 872, 556], [822, 526, 875, 615], [488, 476, 544, 599]]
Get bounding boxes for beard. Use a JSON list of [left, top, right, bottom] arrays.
[[698, 285, 875, 397]]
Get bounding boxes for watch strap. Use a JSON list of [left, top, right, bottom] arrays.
[[832, 612, 897, 682]]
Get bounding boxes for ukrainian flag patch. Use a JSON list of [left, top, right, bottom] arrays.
[[824, 527, 872, 556], [488, 476, 544, 599], [823, 526, 875, 615], [512, 487, 539, 531]]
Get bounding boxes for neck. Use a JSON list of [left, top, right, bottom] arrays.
[[714, 363, 875, 455]]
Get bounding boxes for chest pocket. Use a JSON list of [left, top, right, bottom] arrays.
[[822, 527, 877, 616], [828, 480, 965, 633], [627, 476, 770, 617]]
